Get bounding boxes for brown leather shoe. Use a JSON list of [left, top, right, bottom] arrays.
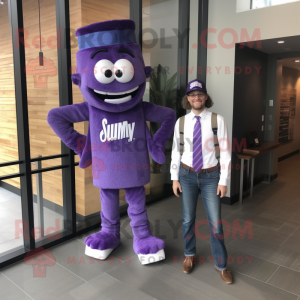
[[215, 267, 233, 284], [182, 256, 195, 274]]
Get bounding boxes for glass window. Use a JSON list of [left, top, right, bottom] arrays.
[[22, 0, 61, 160], [0, 178, 24, 256], [188, 0, 199, 82], [251, 0, 300, 9], [0, 3, 19, 166], [0, 1, 24, 257], [31, 170, 64, 245], [142, 0, 179, 199], [20, 0, 70, 246]]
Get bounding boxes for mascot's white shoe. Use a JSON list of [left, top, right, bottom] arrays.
[[84, 231, 120, 260], [138, 249, 165, 265], [85, 245, 114, 260]]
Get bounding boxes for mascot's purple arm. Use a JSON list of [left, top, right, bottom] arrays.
[[47, 19, 176, 255]]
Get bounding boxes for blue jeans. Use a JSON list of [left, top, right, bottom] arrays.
[[179, 164, 228, 271]]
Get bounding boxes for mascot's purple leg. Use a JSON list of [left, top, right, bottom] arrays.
[[84, 189, 120, 250], [125, 186, 165, 255]]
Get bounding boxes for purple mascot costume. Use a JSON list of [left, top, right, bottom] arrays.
[[47, 19, 176, 264]]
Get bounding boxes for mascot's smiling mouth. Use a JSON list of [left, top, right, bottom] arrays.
[[92, 86, 139, 104]]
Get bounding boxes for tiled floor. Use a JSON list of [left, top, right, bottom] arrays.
[[1, 154, 300, 300]]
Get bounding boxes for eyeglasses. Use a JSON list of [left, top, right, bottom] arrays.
[[188, 93, 206, 99]]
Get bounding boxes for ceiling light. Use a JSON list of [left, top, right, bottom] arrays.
[[277, 41, 285, 44], [295, 60, 300, 62]]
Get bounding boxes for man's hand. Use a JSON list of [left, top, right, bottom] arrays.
[[217, 185, 227, 198], [173, 180, 182, 197]]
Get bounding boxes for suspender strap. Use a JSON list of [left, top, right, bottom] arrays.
[[179, 116, 185, 156], [179, 113, 219, 160], [211, 112, 220, 160]]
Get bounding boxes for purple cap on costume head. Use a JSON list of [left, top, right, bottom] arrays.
[[75, 19, 137, 51], [186, 79, 207, 94], [73, 19, 150, 113]]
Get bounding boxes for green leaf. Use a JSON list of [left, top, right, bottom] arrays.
[[166, 72, 177, 91]]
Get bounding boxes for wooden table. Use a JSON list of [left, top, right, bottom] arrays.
[[237, 142, 280, 203]]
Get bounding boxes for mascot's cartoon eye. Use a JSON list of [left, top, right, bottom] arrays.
[[94, 59, 114, 84], [115, 70, 122, 78], [105, 70, 113, 78], [114, 59, 134, 83]]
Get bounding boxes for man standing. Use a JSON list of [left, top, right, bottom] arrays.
[[170, 79, 232, 284]]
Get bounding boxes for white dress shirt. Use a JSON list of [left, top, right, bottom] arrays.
[[170, 108, 231, 186]]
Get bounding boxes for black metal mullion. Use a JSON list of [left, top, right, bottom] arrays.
[[30, 153, 69, 163], [8, 0, 35, 251], [55, 0, 76, 234], [130, 0, 142, 48], [0, 173, 25, 181], [197, 0, 208, 83], [0, 160, 23, 168], [31, 164, 69, 175], [0, 154, 68, 169], [177, 0, 190, 117]]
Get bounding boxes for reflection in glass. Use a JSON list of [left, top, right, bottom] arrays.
[[32, 169, 64, 243], [0, 180, 24, 256], [188, 0, 198, 82], [22, 0, 61, 160], [0, 0, 24, 257], [143, 0, 179, 197], [0, 2, 19, 167], [20, 0, 64, 245]]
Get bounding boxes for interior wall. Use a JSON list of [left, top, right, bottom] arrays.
[[207, 0, 300, 197], [269, 58, 282, 175], [231, 45, 268, 197], [237, 0, 300, 12], [236, 0, 251, 12], [276, 65, 300, 158]]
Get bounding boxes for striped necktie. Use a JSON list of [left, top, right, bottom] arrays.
[[193, 116, 203, 172]]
